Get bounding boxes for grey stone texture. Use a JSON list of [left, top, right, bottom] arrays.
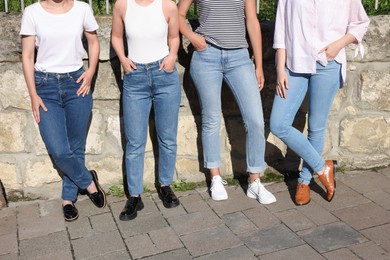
[[1, 168, 390, 259], [0, 15, 389, 199]]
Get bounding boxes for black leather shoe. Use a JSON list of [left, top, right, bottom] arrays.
[[63, 204, 79, 222], [87, 170, 106, 208], [159, 186, 180, 208], [119, 196, 144, 221]]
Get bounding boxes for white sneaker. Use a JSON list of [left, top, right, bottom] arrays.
[[247, 179, 276, 204], [210, 175, 228, 201]]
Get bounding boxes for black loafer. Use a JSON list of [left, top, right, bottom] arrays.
[[159, 186, 180, 208], [63, 204, 79, 222], [87, 170, 106, 208], [119, 196, 144, 221]]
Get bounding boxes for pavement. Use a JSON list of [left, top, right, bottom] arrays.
[[1, 167, 390, 260]]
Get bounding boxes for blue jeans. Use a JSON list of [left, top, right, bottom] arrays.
[[190, 45, 266, 173], [270, 61, 341, 184], [35, 67, 93, 202], [123, 59, 181, 195]]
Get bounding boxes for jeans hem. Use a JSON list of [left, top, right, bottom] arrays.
[[204, 161, 222, 169], [247, 165, 267, 174]]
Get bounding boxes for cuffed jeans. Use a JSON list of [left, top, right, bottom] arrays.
[[35, 67, 93, 202], [270, 61, 341, 184], [190, 44, 266, 173], [123, 59, 181, 196]]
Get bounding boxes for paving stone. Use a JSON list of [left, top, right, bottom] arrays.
[[72, 230, 126, 259], [263, 190, 297, 213], [179, 193, 211, 213], [0, 233, 17, 255], [264, 181, 289, 194], [360, 223, 390, 252], [311, 182, 371, 212], [167, 209, 221, 235], [115, 211, 168, 238], [22, 251, 73, 260], [260, 244, 325, 260], [338, 170, 390, 194], [196, 245, 257, 260], [296, 201, 339, 226], [149, 227, 183, 252], [274, 209, 317, 232], [17, 202, 66, 240], [110, 196, 159, 220], [19, 231, 71, 259], [125, 233, 159, 259], [90, 212, 118, 233], [66, 216, 93, 239], [152, 196, 187, 218], [0, 207, 15, 219], [322, 248, 360, 260], [0, 214, 16, 236], [242, 206, 281, 230], [298, 222, 367, 253], [0, 253, 18, 260], [181, 225, 242, 257], [333, 202, 390, 230], [142, 248, 193, 260], [222, 212, 257, 235], [88, 250, 130, 260], [75, 197, 111, 218], [349, 241, 390, 260], [364, 190, 390, 210], [239, 224, 304, 255]]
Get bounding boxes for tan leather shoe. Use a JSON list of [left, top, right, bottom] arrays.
[[318, 160, 336, 202], [295, 182, 311, 206]]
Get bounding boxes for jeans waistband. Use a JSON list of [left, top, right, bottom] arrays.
[[132, 57, 165, 69], [35, 67, 84, 79]]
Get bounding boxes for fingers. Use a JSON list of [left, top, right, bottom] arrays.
[[276, 82, 288, 99]]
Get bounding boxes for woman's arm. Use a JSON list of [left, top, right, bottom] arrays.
[[111, 0, 136, 74], [77, 30, 100, 97], [245, 0, 264, 90], [177, 0, 207, 51], [160, 0, 180, 71], [275, 48, 288, 98], [22, 35, 47, 123]]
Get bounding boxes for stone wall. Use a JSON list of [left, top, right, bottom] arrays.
[[0, 13, 389, 200]]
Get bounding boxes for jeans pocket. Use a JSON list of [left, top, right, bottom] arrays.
[[34, 74, 46, 88], [162, 67, 175, 74], [69, 67, 85, 83]]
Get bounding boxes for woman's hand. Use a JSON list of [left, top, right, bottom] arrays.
[[276, 68, 288, 98], [121, 58, 137, 75], [191, 34, 207, 51], [321, 40, 343, 61], [30, 94, 47, 124], [159, 54, 177, 72], [255, 67, 265, 91], [76, 69, 94, 97]]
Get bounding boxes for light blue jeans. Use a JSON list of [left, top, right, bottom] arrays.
[[35, 67, 93, 202], [270, 61, 341, 184], [123, 59, 181, 195], [190, 44, 266, 174]]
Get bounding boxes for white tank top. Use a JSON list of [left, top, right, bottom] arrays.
[[124, 0, 169, 64]]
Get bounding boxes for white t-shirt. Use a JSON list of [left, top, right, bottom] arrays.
[[20, 1, 99, 73]]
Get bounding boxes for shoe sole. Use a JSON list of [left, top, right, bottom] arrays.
[[119, 201, 144, 221], [247, 191, 277, 204], [327, 160, 337, 202], [64, 213, 79, 222], [90, 170, 107, 208], [211, 195, 228, 201], [295, 199, 311, 206]]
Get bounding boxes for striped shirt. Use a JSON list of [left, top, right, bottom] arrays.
[[195, 0, 248, 49]]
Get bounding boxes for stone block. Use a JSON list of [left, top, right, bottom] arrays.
[[148, 227, 183, 253], [177, 115, 199, 155], [222, 212, 258, 235], [0, 162, 21, 190], [142, 248, 192, 260], [243, 206, 281, 230], [175, 158, 206, 183], [25, 159, 61, 188], [334, 202, 390, 230], [0, 214, 17, 237], [74, 197, 111, 219], [93, 63, 121, 100], [90, 212, 118, 233], [0, 111, 28, 152], [260, 245, 325, 260], [106, 114, 123, 150], [66, 216, 93, 239], [296, 201, 339, 226], [349, 241, 390, 260], [196, 245, 257, 260], [19, 231, 71, 259], [86, 109, 104, 154], [0, 64, 30, 110], [179, 192, 211, 213], [152, 194, 187, 218], [87, 250, 130, 260], [0, 14, 22, 62], [125, 233, 159, 259], [239, 224, 304, 255], [87, 156, 123, 186], [72, 230, 126, 259], [360, 223, 390, 253], [322, 248, 360, 260], [180, 225, 242, 257], [263, 190, 297, 213], [340, 116, 390, 160], [364, 190, 390, 210], [0, 233, 17, 255], [360, 70, 390, 111], [297, 222, 366, 253], [167, 209, 221, 235], [274, 209, 316, 232], [338, 170, 390, 194]]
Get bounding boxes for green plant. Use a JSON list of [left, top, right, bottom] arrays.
[[108, 184, 125, 197], [171, 178, 203, 191], [260, 171, 284, 183]]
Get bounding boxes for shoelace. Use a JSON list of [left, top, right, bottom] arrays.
[[210, 178, 227, 191]]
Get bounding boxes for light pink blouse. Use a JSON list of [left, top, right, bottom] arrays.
[[273, 0, 370, 85]]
